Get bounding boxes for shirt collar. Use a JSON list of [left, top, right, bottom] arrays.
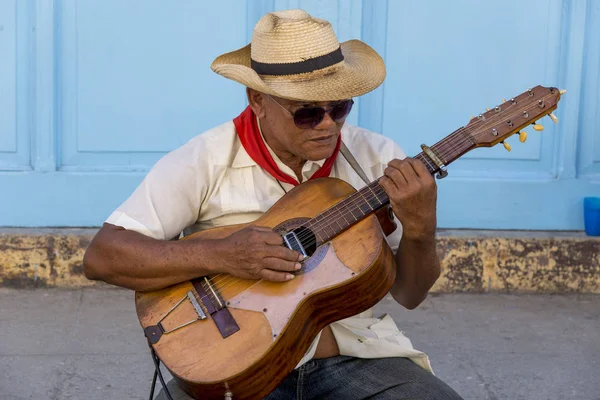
[[231, 140, 256, 168]]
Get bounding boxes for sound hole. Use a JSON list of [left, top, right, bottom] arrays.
[[273, 218, 326, 274], [292, 226, 317, 256]]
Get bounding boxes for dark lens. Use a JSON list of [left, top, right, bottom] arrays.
[[294, 107, 326, 129], [330, 99, 354, 122]]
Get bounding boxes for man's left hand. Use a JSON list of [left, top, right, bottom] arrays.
[[379, 158, 437, 241]]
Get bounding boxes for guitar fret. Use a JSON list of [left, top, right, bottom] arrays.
[[358, 198, 374, 214], [334, 218, 343, 230], [420, 153, 435, 171], [357, 190, 375, 214], [347, 206, 357, 220], [345, 200, 361, 221], [323, 223, 336, 239], [339, 213, 350, 225], [313, 228, 325, 243], [375, 189, 387, 204], [357, 203, 370, 215], [369, 193, 382, 207], [415, 153, 436, 174], [419, 127, 475, 172]]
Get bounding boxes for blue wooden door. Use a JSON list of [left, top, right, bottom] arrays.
[[0, 0, 598, 229]]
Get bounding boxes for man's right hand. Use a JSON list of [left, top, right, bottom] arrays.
[[212, 225, 304, 282]]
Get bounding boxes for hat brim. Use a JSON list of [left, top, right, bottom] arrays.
[[211, 40, 386, 102]]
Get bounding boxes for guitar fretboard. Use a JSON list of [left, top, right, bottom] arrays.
[[301, 127, 474, 244]]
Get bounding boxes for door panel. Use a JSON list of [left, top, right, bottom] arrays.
[[0, 0, 597, 229]]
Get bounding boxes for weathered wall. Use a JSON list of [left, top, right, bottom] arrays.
[[433, 231, 600, 293], [2, 229, 598, 293]]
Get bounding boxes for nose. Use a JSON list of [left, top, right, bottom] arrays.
[[314, 111, 337, 130]]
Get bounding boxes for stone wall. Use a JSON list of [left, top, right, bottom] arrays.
[[1, 229, 598, 293]]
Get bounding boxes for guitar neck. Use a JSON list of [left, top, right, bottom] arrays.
[[296, 85, 564, 246], [414, 126, 475, 175], [301, 127, 474, 245]]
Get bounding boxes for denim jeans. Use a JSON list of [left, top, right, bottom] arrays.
[[155, 356, 463, 400]]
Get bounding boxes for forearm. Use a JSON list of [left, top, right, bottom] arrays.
[[390, 235, 441, 309], [83, 224, 218, 292]]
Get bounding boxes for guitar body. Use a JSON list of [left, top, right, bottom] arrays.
[[135, 178, 397, 399]]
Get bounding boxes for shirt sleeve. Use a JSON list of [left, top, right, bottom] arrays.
[[105, 138, 213, 240]]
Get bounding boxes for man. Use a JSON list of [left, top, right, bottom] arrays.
[[83, 9, 463, 400]]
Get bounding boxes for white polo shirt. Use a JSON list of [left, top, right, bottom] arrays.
[[106, 119, 432, 372]]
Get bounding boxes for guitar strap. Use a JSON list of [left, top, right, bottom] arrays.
[[340, 141, 371, 186]]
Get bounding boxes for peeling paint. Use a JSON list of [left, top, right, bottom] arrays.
[[0, 232, 95, 288], [431, 235, 600, 293]]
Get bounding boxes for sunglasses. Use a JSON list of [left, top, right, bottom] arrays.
[[269, 96, 354, 129]]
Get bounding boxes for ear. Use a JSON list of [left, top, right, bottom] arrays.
[[246, 88, 267, 118]]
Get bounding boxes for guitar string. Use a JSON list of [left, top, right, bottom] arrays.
[[208, 182, 414, 290], [286, 96, 552, 245], [208, 92, 555, 291], [291, 90, 556, 245], [208, 92, 556, 290], [208, 185, 391, 288], [190, 280, 221, 310], [206, 92, 558, 294], [208, 183, 389, 288], [209, 133, 494, 290], [289, 88, 558, 248], [291, 90, 558, 244], [210, 126, 557, 294]]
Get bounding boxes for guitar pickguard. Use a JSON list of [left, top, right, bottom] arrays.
[[226, 243, 355, 337]]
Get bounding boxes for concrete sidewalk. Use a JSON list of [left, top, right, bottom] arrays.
[[0, 288, 598, 400]]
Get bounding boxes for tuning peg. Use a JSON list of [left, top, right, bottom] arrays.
[[502, 99, 507, 103], [519, 131, 527, 143], [486, 107, 490, 111], [560, 89, 566, 95], [532, 122, 544, 131], [470, 116, 475, 120], [549, 113, 558, 124], [502, 141, 512, 152]]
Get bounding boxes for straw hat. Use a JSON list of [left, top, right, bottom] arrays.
[[211, 9, 386, 102]]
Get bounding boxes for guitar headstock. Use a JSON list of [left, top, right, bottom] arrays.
[[465, 85, 565, 151]]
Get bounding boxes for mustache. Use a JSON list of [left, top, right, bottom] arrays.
[[305, 131, 340, 140]]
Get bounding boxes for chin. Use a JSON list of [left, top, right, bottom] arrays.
[[304, 147, 336, 161], [303, 137, 338, 160]]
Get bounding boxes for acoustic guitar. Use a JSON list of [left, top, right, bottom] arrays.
[[135, 85, 564, 399]]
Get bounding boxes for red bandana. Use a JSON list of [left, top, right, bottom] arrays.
[[233, 106, 341, 186]]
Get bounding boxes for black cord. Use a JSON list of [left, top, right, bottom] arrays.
[[149, 347, 174, 400], [149, 368, 157, 400], [277, 180, 288, 194]]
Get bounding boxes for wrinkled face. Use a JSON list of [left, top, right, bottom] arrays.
[[249, 89, 353, 162]]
